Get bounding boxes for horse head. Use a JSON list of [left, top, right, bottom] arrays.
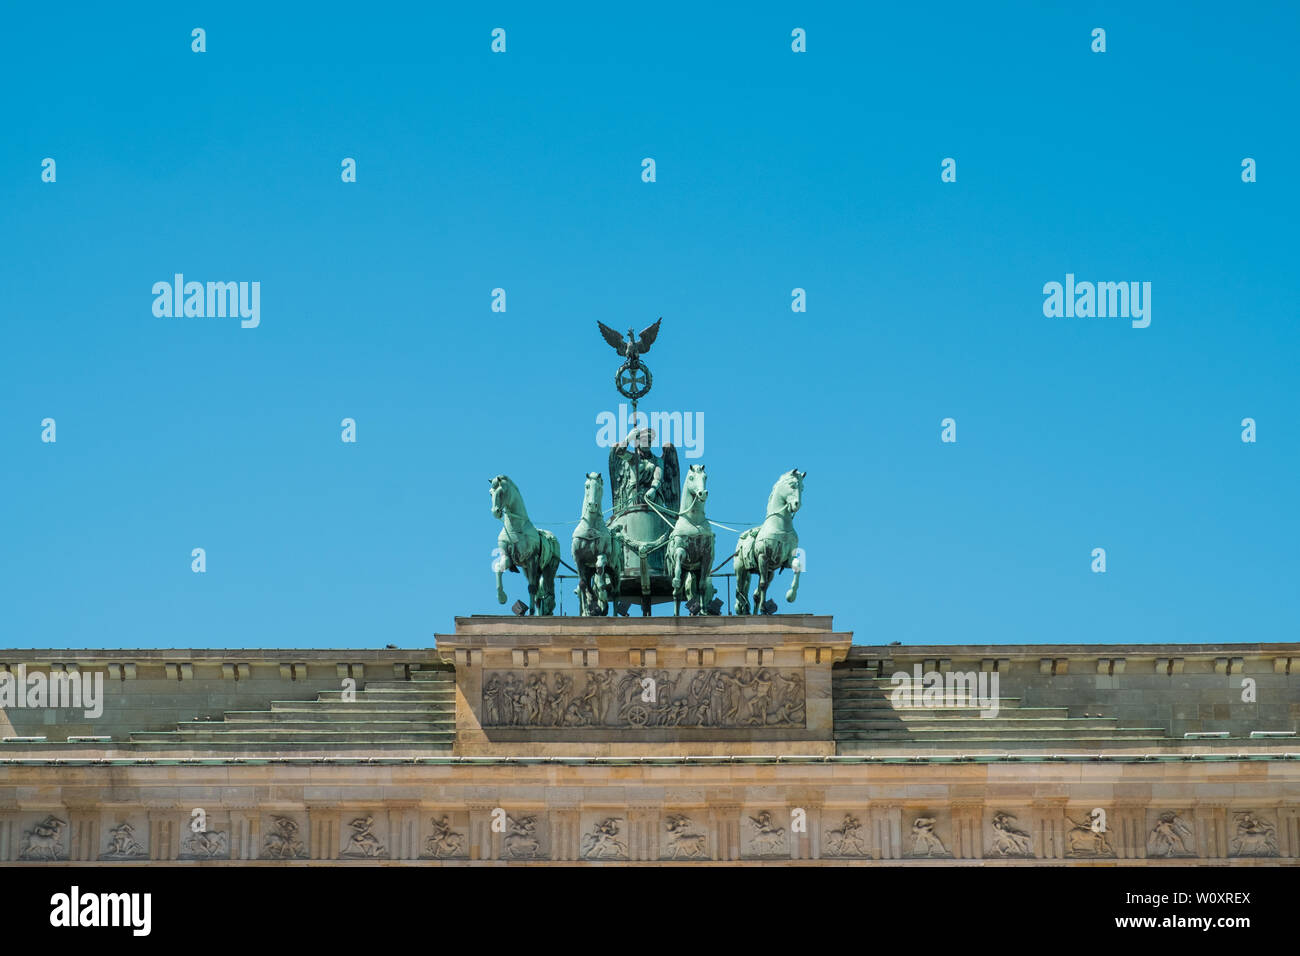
[[770, 468, 805, 516], [582, 471, 604, 519], [682, 464, 708, 509], [489, 475, 515, 520]]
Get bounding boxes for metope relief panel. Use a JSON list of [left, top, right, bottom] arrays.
[[822, 812, 871, 858], [741, 811, 789, 859], [261, 815, 307, 860], [340, 814, 388, 860], [1063, 809, 1115, 859], [1146, 811, 1196, 859], [660, 814, 711, 861], [985, 812, 1034, 859], [18, 815, 68, 862], [1229, 811, 1279, 858], [101, 817, 149, 861], [579, 816, 629, 861], [422, 814, 469, 860], [904, 814, 953, 859], [500, 814, 549, 861], [481, 667, 806, 729]]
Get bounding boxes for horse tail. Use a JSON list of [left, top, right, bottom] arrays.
[[735, 527, 759, 570], [540, 529, 560, 574]]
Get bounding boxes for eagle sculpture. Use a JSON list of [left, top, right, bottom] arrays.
[[597, 318, 661, 367]]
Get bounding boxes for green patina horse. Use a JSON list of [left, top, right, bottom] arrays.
[[664, 464, 716, 616], [490, 474, 559, 615], [571, 472, 624, 616], [734, 469, 805, 614]]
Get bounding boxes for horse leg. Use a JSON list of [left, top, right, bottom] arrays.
[[581, 562, 595, 616], [540, 561, 557, 616], [754, 552, 771, 613], [524, 559, 539, 615], [734, 565, 751, 615], [701, 540, 716, 613], [786, 565, 801, 604], [669, 545, 685, 616], [496, 533, 510, 604], [595, 554, 609, 609], [684, 568, 697, 615]]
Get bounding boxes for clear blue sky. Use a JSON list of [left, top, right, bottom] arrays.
[[3, 2, 1297, 649]]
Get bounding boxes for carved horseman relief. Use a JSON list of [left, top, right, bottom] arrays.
[[823, 813, 870, 858], [481, 667, 806, 729], [581, 818, 629, 860], [262, 816, 307, 860], [425, 815, 468, 859], [1063, 809, 1113, 858], [1229, 811, 1278, 858], [743, 811, 788, 858], [502, 815, 545, 860], [19, 815, 67, 861], [661, 814, 709, 860]]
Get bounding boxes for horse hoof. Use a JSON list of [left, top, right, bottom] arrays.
[[785, 590, 796, 602], [497, 591, 507, 604]]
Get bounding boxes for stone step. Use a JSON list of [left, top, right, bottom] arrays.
[[126, 740, 455, 751], [314, 691, 454, 702], [185, 719, 455, 732], [130, 730, 456, 743], [835, 735, 1172, 748], [365, 679, 455, 690], [833, 717, 1128, 730], [834, 726, 1167, 740], [264, 701, 451, 714], [834, 692, 1028, 704], [833, 704, 1055, 717]]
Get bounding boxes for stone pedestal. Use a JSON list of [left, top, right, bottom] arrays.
[[435, 614, 852, 756]]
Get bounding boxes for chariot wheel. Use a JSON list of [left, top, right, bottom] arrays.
[[625, 704, 650, 727]]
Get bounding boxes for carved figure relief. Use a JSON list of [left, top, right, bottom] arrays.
[[482, 667, 805, 729], [262, 816, 306, 859], [1229, 811, 1278, 858], [662, 814, 709, 860], [502, 815, 544, 860], [907, 817, 951, 858], [103, 821, 147, 860], [1147, 812, 1195, 858], [425, 815, 467, 859], [824, 813, 869, 857], [987, 812, 1033, 858], [342, 815, 386, 858], [744, 811, 788, 857], [581, 818, 628, 860], [1064, 810, 1114, 858], [19, 815, 67, 861], [183, 828, 228, 859]]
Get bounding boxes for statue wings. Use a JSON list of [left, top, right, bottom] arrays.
[[597, 318, 662, 357]]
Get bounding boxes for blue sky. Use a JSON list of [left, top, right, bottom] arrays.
[[3, 2, 1297, 649]]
